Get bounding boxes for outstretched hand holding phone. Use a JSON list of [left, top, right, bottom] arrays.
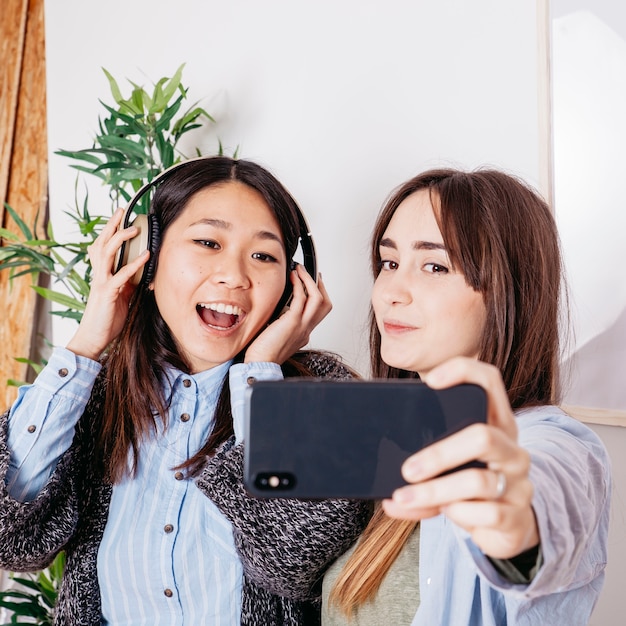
[[383, 357, 538, 560]]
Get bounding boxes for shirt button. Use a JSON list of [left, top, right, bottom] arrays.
[[180, 413, 190, 423], [246, 376, 256, 385], [27, 425, 37, 433], [164, 588, 173, 598], [58, 368, 69, 378], [183, 379, 191, 388], [174, 471, 184, 481], [164, 524, 174, 533], [427, 577, 432, 585]]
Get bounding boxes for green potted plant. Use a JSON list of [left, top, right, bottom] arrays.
[[0, 63, 221, 623], [0, 553, 65, 625]]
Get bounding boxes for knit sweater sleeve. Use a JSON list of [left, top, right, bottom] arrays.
[[196, 352, 373, 602], [0, 377, 106, 573], [0, 407, 80, 572]]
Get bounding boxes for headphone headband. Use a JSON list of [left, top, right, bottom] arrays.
[[115, 156, 317, 288]]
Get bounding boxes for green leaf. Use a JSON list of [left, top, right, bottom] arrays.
[[0, 228, 20, 241], [172, 105, 211, 137], [6, 378, 27, 387], [4, 204, 33, 240], [98, 135, 148, 160], [6, 578, 40, 593], [31, 286, 86, 311], [102, 67, 124, 104], [98, 101, 139, 127], [13, 357, 44, 375], [49, 553, 66, 581], [161, 63, 185, 106], [130, 86, 146, 115], [154, 96, 183, 133], [156, 135, 175, 170], [49, 309, 83, 321], [150, 78, 167, 113], [54, 149, 104, 167]]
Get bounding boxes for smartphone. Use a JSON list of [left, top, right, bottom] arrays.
[[244, 378, 487, 499]]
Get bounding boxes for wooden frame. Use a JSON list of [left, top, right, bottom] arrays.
[[0, 0, 48, 408]]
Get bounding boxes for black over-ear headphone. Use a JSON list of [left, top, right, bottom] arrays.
[[113, 157, 317, 293]]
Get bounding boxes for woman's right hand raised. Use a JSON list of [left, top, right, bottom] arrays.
[[65, 208, 150, 361]]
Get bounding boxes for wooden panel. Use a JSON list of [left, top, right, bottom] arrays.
[[0, 0, 47, 407], [563, 405, 626, 428], [0, 0, 28, 211]]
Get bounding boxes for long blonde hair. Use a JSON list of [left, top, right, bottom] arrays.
[[329, 504, 416, 616]]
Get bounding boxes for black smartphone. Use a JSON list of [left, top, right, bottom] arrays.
[[244, 378, 487, 499]]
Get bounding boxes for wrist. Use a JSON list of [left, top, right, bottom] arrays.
[[66, 335, 103, 362]]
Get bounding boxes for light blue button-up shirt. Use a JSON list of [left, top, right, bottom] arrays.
[[5, 347, 283, 625]]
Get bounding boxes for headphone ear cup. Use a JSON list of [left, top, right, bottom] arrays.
[[141, 213, 161, 286], [114, 213, 149, 285]]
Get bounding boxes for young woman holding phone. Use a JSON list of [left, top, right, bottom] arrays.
[[323, 167, 610, 625]]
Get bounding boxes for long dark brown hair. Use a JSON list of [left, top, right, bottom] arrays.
[[331, 167, 566, 616], [370, 168, 563, 407], [97, 156, 316, 483]]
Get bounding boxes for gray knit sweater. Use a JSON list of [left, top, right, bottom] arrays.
[[0, 353, 372, 625]]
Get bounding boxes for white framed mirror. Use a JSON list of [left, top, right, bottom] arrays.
[[546, 0, 626, 425]]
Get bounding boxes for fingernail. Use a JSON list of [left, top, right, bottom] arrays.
[[422, 370, 443, 387], [393, 488, 414, 504], [403, 458, 422, 482]]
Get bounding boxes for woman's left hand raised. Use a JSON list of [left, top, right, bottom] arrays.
[[383, 357, 539, 560], [243, 264, 332, 364]]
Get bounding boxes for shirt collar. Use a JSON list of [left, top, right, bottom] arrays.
[[162, 359, 233, 400]]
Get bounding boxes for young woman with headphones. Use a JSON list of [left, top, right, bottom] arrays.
[[0, 156, 371, 625], [322, 168, 610, 625]]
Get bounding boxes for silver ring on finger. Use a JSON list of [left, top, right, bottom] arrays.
[[494, 471, 507, 500]]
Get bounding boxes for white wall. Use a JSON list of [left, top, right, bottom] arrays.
[[44, 0, 542, 373], [8, 1, 622, 623]]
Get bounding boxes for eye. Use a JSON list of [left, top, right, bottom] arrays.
[[424, 262, 449, 274], [194, 239, 220, 250], [378, 259, 399, 272], [252, 252, 279, 263]]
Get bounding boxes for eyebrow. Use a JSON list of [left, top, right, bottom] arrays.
[[190, 218, 283, 244], [379, 237, 446, 252]]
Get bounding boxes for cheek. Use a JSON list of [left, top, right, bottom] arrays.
[[455, 296, 487, 350], [463, 291, 487, 327], [257, 277, 287, 313]]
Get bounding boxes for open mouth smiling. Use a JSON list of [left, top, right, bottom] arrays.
[[196, 302, 244, 330]]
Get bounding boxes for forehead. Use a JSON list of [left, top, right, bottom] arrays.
[[179, 182, 283, 232], [383, 189, 443, 241]]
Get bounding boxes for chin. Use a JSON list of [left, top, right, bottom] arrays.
[[381, 354, 417, 374]]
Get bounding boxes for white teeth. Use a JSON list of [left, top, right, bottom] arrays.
[[199, 303, 241, 316]]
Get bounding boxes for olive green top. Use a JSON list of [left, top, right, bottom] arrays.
[[321, 525, 420, 626]]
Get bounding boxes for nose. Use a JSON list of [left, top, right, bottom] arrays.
[[375, 267, 412, 306], [210, 251, 252, 289]]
